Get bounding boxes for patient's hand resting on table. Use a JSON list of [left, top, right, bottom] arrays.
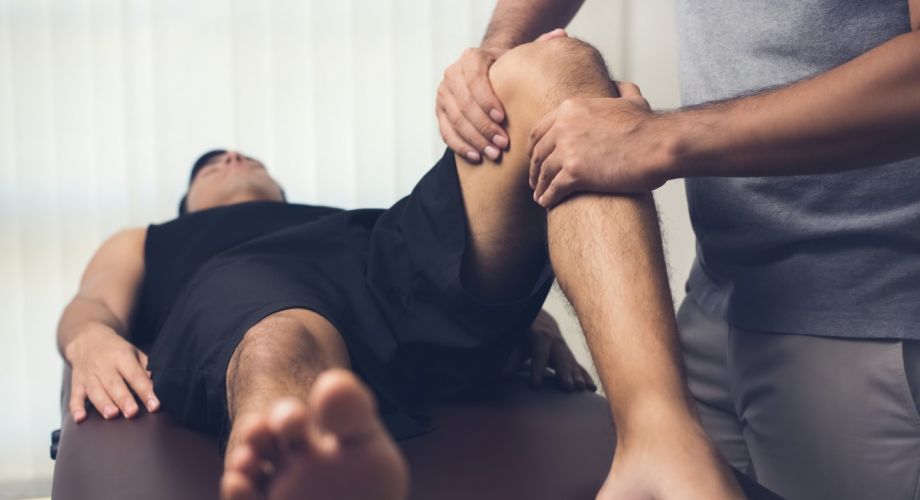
[[524, 310, 597, 392], [64, 324, 159, 423]]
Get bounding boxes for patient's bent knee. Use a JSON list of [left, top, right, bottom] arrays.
[[489, 37, 613, 107]]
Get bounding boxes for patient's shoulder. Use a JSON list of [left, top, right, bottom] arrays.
[[94, 227, 148, 263], [104, 227, 147, 249]]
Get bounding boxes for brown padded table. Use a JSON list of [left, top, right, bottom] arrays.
[[51, 370, 780, 499]]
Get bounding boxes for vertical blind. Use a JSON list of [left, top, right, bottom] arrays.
[[0, 0, 688, 496]]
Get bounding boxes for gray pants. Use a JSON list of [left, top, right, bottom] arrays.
[[677, 296, 920, 500]]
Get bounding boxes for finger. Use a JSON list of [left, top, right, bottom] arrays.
[[538, 171, 577, 209], [446, 77, 504, 160], [529, 130, 557, 191], [463, 64, 508, 144], [437, 111, 482, 164], [101, 373, 138, 418], [535, 28, 568, 42], [120, 358, 160, 413], [533, 151, 564, 202], [528, 110, 560, 189], [557, 369, 576, 391], [439, 91, 485, 162], [581, 367, 598, 391], [85, 376, 118, 419], [571, 368, 587, 391], [528, 107, 559, 161], [137, 350, 149, 371], [69, 382, 87, 423], [614, 80, 642, 99], [530, 338, 553, 387]]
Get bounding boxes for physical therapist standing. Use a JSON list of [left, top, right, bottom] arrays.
[[437, 1, 920, 499]]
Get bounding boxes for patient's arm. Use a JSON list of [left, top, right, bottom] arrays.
[[57, 228, 159, 422]]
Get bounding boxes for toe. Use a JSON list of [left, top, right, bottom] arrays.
[[310, 369, 380, 444], [221, 469, 259, 500], [226, 445, 270, 487], [233, 414, 283, 469], [267, 397, 313, 453]]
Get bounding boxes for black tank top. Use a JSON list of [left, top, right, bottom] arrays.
[[130, 201, 342, 349]]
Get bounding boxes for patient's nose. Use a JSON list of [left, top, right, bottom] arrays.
[[225, 151, 243, 164]]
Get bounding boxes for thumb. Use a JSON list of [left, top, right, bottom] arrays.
[[614, 80, 642, 99], [535, 28, 568, 42]]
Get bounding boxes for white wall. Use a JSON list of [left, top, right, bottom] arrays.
[[0, 0, 686, 496]]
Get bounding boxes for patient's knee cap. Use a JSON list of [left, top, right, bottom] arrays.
[[489, 37, 611, 104]]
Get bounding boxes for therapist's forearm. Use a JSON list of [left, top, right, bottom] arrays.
[[664, 29, 920, 179], [482, 0, 584, 50]]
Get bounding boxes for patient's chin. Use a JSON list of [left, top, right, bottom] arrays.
[[221, 370, 409, 500]]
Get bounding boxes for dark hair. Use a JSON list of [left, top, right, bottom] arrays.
[[178, 149, 228, 216]]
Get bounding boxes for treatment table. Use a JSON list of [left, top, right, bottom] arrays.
[[51, 369, 780, 499]]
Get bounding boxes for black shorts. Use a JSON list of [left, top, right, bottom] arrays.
[[147, 149, 554, 441]]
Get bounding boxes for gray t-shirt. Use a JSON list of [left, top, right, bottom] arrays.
[[676, 0, 920, 338]]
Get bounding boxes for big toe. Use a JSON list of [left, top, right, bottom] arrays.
[[310, 369, 380, 443]]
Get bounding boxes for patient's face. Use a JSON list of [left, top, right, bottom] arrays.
[[185, 151, 285, 213]]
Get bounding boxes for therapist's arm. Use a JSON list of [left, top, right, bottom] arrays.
[[528, 1, 920, 206], [436, 0, 585, 163], [669, 11, 920, 180]]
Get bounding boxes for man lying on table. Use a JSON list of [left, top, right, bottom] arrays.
[[57, 35, 743, 500]]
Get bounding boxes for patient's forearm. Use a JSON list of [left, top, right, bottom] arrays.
[[57, 297, 130, 360], [482, 0, 584, 49]]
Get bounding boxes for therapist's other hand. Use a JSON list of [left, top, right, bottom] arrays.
[[527, 309, 597, 392], [597, 415, 745, 500], [528, 82, 673, 208], [437, 28, 569, 163], [64, 324, 159, 423]]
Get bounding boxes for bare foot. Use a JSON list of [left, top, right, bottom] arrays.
[[221, 369, 409, 500]]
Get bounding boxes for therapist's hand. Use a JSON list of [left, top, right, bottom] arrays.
[[436, 28, 569, 163], [528, 82, 674, 207], [64, 324, 159, 423]]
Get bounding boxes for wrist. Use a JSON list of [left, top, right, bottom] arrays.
[[655, 105, 735, 180], [613, 393, 703, 442], [481, 32, 523, 52], [62, 323, 116, 363]]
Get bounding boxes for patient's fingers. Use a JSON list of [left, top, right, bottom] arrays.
[[119, 356, 159, 413], [69, 382, 87, 423], [581, 367, 598, 392], [101, 371, 138, 418], [571, 368, 587, 391], [137, 350, 149, 371], [85, 375, 118, 419], [530, 335, 552, 387], [557, 369, 575, 391]]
